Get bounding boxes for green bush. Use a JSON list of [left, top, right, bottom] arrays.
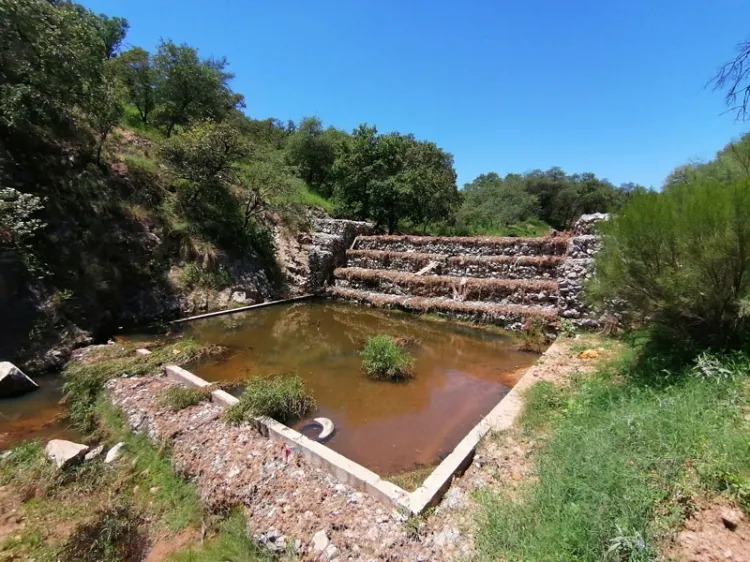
[[224, 374, 315, 424], [360, 335, 415, 381], [589, 178, 750, 352]]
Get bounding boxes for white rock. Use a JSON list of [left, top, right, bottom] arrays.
[[84, 445, 105, 461], [135, 348, 152, 356], [0, 362, 38, 398], [45, 439, 89, 469], [104, 442, 125, 464], [324, 543, 338, 560], [312, 530, 329, 552]]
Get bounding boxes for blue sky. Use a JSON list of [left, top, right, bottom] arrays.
[[84, 0, 750, 189]]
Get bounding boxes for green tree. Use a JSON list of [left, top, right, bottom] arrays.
[[0, 0, 111, 151], [285, 117, 347, 197], [152, 40, 244, 136], [332, 125, 459, 233], [160, 120, 250, 204], [117, 47, 156, 124], [458, 173, 538, 233]]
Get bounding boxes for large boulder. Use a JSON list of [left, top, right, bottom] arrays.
[[0, 361, 39, 398], [45, 439, 89, 469]]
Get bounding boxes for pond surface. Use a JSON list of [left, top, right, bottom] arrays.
[[0, 376, 77, 450], [183, 300, 539, 475]]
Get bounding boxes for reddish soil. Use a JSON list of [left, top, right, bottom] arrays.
[[666, 499, 750, 562]]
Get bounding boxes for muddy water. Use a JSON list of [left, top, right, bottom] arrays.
[[0, 376, 76, 450], [184, 300, 539, 475]]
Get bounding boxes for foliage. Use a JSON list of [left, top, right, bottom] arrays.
[[360, 334, 415, 381], [285, 116, 346, 198], [0, 0, 110, 148], [517, 316, 553, 353], [224, 374, 316, 424], [160, 119, 250, 202], [0, 187, 45, 267], [159, 385, 214, 411], [476, 344, 750, 562], [589, 178, 750, 352], [172, 510, 273, 562], [62, 338, 212, 434], [151, 40, 244, 136], [117, 47, 156, 124], [458, 173, 539, 233], [332, 125, 460, 233]]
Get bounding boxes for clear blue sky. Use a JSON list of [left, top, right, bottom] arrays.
[[84, 0, 750, 189]]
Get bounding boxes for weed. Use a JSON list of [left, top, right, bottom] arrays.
[[360, 335, 415, 381], [476, 345, 750, 562], [62, 338, 218, 434], [159, 386, 214, 411], [58, 503, 146, 562], [224, 374, 316, 425], [385, 464, 435, 492], [558, 318, 577, 338], [518, 316, 553, 353], [171, 510, 273, 562]]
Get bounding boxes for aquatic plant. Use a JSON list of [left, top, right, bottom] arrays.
[[224, 374, 315, 425], [360, 335, 415, 381]]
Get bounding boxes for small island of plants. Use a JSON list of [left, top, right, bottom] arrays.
[[360, 335, 415, 381]]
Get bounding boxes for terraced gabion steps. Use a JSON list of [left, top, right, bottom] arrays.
[[329, 234, 573, 330]]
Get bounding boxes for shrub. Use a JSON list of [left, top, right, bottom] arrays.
[[224, 374, 315, 425], [360, 335, 415, 381], [589, 179, 750, 352], [518, 316, 553, 353], [159, 386, 214, 411]]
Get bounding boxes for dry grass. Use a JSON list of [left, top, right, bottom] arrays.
[[355, 234, 570, 255], [329, 286, 558, 321], [334, 268, 557, 302]]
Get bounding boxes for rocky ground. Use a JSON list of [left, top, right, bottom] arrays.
[[105, 338, 601, 561]]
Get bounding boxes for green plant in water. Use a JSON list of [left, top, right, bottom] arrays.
[[360, 335, 415, 381], [224, 374, 315, 425]]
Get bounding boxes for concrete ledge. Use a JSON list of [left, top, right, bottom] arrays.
[[162, 340, 563, 514], [165, 365, 212, 388], [170, 295, 316, 325]]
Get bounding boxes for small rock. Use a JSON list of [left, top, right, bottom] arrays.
[[0, 451, 12, 461], [135, 348, 152, 356], [312, 530, 329, 553], [149, 486, 159, 494], [324, 543, 338, 560], [104, 442, 125, 464], [720, 508, 744, 531], [0, 362, 38, 398], [294, 538, 302, 553], [84, 445, 104, 461], [45, 439, 89, 469]]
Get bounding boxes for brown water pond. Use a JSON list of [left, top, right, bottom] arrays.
[[183, 300, 540, 476]]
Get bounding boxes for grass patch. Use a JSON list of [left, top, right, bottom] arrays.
[[58, 504, 146, 562], [62, 338, 222, 434], [476, 344, 750, 562], [95, 399, 204, 531], [159, 386, 214, 411], [360, 335, 415, 381], [171, 510, 274, 562], [224, 374, 316, 425], [385, 464, 436, 492]]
